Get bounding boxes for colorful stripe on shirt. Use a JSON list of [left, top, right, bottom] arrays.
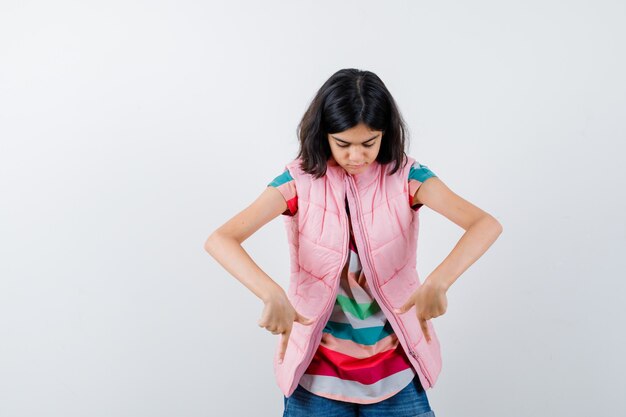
[[408, 162, 437, 211], [267, 169, 298, 216]]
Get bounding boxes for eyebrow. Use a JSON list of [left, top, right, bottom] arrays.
[[330, 134, 379, 145]]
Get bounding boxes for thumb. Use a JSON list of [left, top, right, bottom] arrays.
[[294, 311, 314, 325]]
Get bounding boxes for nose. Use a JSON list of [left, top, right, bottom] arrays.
[[347, 147, 366, 164]]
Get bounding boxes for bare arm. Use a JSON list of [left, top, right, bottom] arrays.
[[204, 186, 289, 303], [204, 185, 314, 361], [412, 176, 503, 291], [396, 176, 503, 342]]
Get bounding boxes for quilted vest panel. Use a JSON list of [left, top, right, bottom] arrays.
[[273, 155, 442, 398]]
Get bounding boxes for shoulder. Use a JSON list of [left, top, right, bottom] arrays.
[[266, 163, 299, 216], [267, 156, 303, 188], [406, 157, 438, 209], [408, 160, 437, 182], [268, 168, 294, 188], [285, 157, 305, 176]]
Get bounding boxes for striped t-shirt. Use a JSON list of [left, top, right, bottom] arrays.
[[267, 161, 437, 404]]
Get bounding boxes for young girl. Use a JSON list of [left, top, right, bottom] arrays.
[[205, 68, 503, 417]]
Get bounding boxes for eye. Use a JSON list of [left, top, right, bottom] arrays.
[[337, 143, 375, 148]]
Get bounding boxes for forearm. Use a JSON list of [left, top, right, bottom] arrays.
[[425, 215, 503, 291], [204, 232, 285, 303]]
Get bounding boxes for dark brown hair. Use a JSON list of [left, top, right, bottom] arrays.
[[295, 68, 410, 179]]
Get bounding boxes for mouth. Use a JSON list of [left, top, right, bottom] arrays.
[[347, 163, 365, 168]]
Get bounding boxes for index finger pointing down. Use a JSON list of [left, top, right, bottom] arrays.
[[279, 329, 291, 363], [419, 317, 431, 343]]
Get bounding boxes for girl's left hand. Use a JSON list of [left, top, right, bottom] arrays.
[[394, 279, 448, 343]]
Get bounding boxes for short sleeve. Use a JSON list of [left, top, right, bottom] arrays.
[[408, 161, 437, 211], [267, 168, 298, 216]]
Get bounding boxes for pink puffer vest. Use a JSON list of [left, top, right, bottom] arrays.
[[273, 155, 442, 398]]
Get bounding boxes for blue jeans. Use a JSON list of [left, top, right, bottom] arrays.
[[282, 375, 435, 417]]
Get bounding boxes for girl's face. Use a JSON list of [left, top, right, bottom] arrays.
[[327, 122, 383, 175]]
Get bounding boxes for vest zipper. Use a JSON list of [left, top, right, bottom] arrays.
[[288, 205, 349, 394], [345, 175, 434, 387]]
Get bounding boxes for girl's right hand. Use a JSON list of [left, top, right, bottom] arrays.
[[257, 291, 314, 363]]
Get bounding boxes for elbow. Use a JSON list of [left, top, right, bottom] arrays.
[[204, 230, 240, 254], [492, 217, 503, 236], [204, 231, 222, 254], [475, 214, 503, 236]]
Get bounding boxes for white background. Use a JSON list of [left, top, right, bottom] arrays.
[[1, 1, 625, 416]]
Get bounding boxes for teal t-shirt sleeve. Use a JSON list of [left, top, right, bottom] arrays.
[[267, 168, 298, 216], [408, 161, 437, 211]]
